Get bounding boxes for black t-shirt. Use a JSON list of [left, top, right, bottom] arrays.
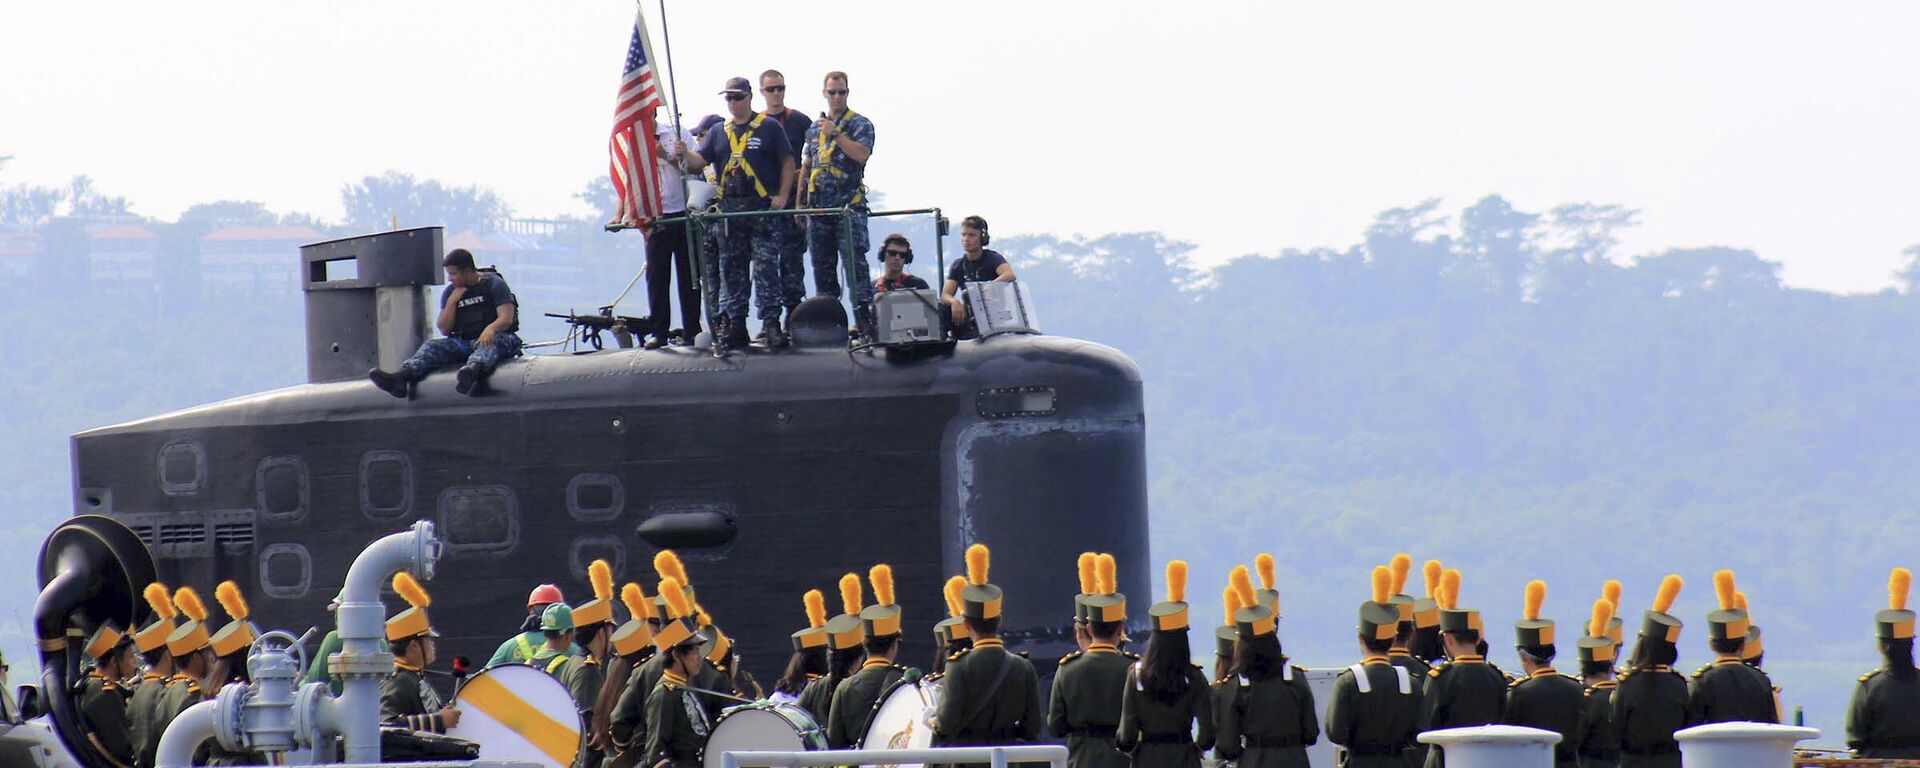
[[440, 272, 518, 341], [699, 116, 792, 204], [875, 273, 930, 293], [947, 249, 1009, 285]]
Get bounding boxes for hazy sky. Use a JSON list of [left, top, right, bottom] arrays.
[[5, 1, 1917, 293]]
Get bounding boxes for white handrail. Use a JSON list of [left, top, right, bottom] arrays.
[[721, 744, 1068, 768]]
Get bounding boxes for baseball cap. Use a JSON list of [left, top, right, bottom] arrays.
[[691, 113, 725, 137], [719, 77, 752, 95]]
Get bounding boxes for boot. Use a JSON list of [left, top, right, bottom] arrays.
[[454, 363, 486, 396], [723, 317, 751, 350], [762, 316, 788, 348], [368, 368, 414, 399]]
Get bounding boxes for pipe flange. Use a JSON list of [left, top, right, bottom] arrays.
[[328, 651, 396, 677], [290, 681, 330, 750], [409, 520, 441, 581], [212, 683, 250, 751]]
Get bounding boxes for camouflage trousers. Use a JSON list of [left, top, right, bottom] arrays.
[[771, 215, 808, 311], [715, 211, 783, 322], [808, 207, 874, 309], [399, 333, 522, 379]]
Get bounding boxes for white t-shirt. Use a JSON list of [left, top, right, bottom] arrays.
[[654, 122, 699, 214]]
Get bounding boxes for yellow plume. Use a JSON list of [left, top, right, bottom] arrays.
[[1602, 580, 1623, 610], [659, 577, 691, 619], [392, 572, 429, 609], [1077, 553, 1097, 594], [1229, 565, 1257, 609], [215, 581, 249, 622], [1389, 554, 1412, 595], [1255, 553, 1277, 591], [1439, 569, 1462, 610], [1892, 567, 1912, 611], [653, 550, 688, 586], [1734, 591, 1750, 615], [1371, 566, 1392, 605], [966, 544, 991, 586], [695, 603, 713, 628], [803, 589, 827, 628], [1166, 560, 1189, 603], [144, 583, 176, 621], [173, 587, 209, 623], [1095, 553, 1117, 595], [839, 573, 864, 615], [589, 559, 614, 601], [944, 576, 967, 618], [621, 583, 652, 622], [1422, 560, 1443, 598], [1588, 598, 1614, 638], [1652, 574, 1683, 614], [870, 564, 896, 606], [1712, 569, 1737, 610], [1523, 580, 1546, 621], [1224, 584, 1243, 624]]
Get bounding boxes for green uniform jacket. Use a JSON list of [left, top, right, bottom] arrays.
[[827, 661, 908, 748], [799, 671, 844, 729], [558, 655, 607, 768], [489, 631, 584, 667], [127, 672, 169, 768], [380, 665, 449, 733], [1576, 681, 1621, 767], [1503, 670, 1586, 768], [1847, 668, 1920, 758], [1609, 666, 1686, 768], [933, 642, 1043, 747], [644, 672, 711, 768], [303, 630, 344, 697], [694, 660, 733, 723], [1685, 660, 1776, 725], [1214, 665, 1318, 768], [1420, 658, 1506, 768], [1388, 652, 1433, 766], [153, 675, 208, 751], [610, 652, 668, 752], [1323, 659, 1419, 768], [1047, 648, 1132, 768], [1117, 665, 1215, 768], [78, 672, 134, 768]]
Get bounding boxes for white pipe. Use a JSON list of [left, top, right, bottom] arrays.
[[1417, 724, 1560, 768], [153, 700, 218, 768], [1675, 722, 1820, 767], [334, 521, 437, 763]]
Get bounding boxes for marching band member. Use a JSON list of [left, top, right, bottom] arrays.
[[1116, 560, 1214, 768]]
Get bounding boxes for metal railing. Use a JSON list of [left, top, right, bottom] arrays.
[[719, 745, 1067, 768]]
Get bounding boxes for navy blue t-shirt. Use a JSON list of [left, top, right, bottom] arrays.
[[699, 116, 792, 206], [762, 109, 812, 167], [947, 249, 1009, 285], [440, 272, 517, 341]]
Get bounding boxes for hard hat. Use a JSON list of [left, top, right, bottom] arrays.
[[527, 584, 565, 610], [540, 603, 575, 632]]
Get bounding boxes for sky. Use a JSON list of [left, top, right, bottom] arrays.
[[4, 1, 1918, 293]]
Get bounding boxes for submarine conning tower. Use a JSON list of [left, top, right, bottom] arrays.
[[301, 226, 444, 383]]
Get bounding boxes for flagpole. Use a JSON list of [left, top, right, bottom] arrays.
[[645, 0, 714, 352]]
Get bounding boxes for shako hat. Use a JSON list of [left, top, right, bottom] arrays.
[[1436, 569, 1481, 635], [1639, 574, 1685, 646], [1734, 591, 1763, 660], [83, 622, 129, 661], [960, 544, 1004, 620], [1706, 570, 1750, 642], [1084, 553, 1127, 624], [1357, 565, 1399, 642], [792, 589, 829, 652], [1230, 565, 1277, 640], [826, 573, 866, 650], [1148, 560, 1190, 632], [652, 576, 706, 652], [1412, 560, 1443, 629], [1254, 553, 1281, 615], [611, 582, 657, 657], [134, 583, 178, 655], [210, 581, 257, 658], [1602, 580, 1626, 647], [1575, 598, 1618, 666], [572, 560, 618, 629], [935, 576, 971, 645], [386, 572, 438, 642], [861, 565, 903, 638], [1514, 579, 1554, 647], [651, 550, 693, 625], [1386, 554, 1415, 627], [1216, 585, 1240, 659], [1877, 567, 1915, 641], [704, 626, 732, 665], [1073, 552, 1097, 623], [166, 587, 213, 657]]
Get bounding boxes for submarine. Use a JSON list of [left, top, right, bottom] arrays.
[[62, 224, 1152, 688]]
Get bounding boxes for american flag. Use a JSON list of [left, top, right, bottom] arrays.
[[608, 9, 665, 230]]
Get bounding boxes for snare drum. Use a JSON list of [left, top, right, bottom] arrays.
[[859, 677, 943, 767], [445, 664, 584, 768], [702, 701, 826, 768]]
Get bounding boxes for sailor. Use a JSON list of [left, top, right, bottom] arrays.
[[800, 71, 878, 335], [873, 234, 931, 294], [934, 544, 1044, 753], [940, 215, 1016, 335], [757, 69, 813, 320], [380, 572, 462, 734], [557, 561, 617, 768], [1503, 580, 1585, 768], [1418, 569, 1505, 768], [129, 583, 177, 768], [643, 104, 704, 349], [643, 576, 712, 768], [609, 550, 696, 756], [368, 248, 520, 398], [801, 573, 868, 724], [1611, 575, 1688, 768], [932, 575, 973, 676], [1214, 565, 1317, 768], [1324, 566, 1420, 768], [1575, 599, 1623, 768], [1410, 560, 1447, 664], [78, 621, 137, 768], [153, 587, 216, 752], [1116, 559, 1215, 768], [1685, 570, 1776, 724], [1848, 566, 1920, 759], [489, 583, 581, 667], [679, 76, 796, 349], [827, 565, 911, 748], [772, 589, 829, 705], [1050, 552, 1132, 768], [592, 582, 656, 768]]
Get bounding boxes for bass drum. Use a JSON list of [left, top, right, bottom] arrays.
[[702, 702, 825, 768], [446, 664, 583, 768], [859, 677, 943, 766]]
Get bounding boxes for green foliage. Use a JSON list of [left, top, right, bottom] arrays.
[[341, 170, 508, 234]]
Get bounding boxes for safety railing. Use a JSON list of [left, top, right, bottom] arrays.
[[719, 744, 1067, 768]]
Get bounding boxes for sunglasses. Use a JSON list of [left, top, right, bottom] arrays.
[[825, 89, 849, 96], [724, 93, 748, 102], [883, 250, 910, 258], [762, 85, 785, 93]]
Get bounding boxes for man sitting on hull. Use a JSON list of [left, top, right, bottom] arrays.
[[370, 248, 521, 398]]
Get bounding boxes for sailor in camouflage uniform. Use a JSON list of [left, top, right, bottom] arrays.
[[380, 572, 461, 734], [1214, 565, 1317, 768], [801, 573, 869, 725], [827, 565, 912, 748], [1685, 570, 1775, 725], [1502, 580, 1586, 768], [77, 622, 137, 768], [934, 544, 1044, 756], [128, 583, 178, 768], [1575, 598, 1623, 768], [1325, 566, 1420, 768], [801, 71, 878, 335], [1419, 569, 1506, 768], [1848, 566, 1920, 759], [681, 76, 796, 348], [1611, 575, 1688, 768], [1050, 553, 1132, 768], [557, 561, 617, 768], [645, 577, 713, 768]]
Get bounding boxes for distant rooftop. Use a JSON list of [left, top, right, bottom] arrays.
[[89, 225, 158, 240], [202, 226, 326, 243]]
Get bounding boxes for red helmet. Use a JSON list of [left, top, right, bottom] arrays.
[[527, 584, 565, 610]]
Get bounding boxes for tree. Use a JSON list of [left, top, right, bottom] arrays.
[[1457, 194, 1539, 300], [340, 171, 508, 234], [1897, 244, 1920, 294], [64, 176, 133, 217]]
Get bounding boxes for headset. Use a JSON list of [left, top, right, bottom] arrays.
[[876, 234, 914, 264], [962, 215, 990, 246]]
